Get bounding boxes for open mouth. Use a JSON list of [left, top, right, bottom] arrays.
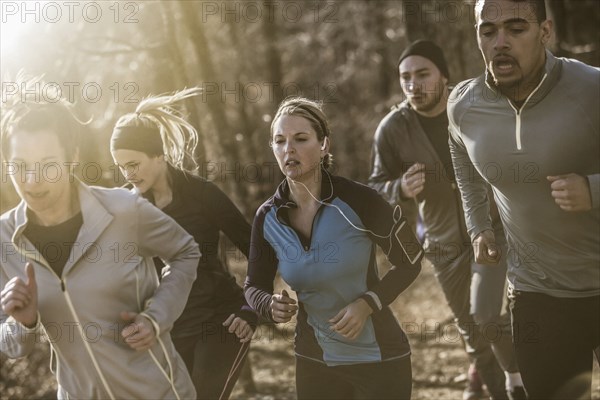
[[285, 160, 300, 167], [493, 56, 517, 74]]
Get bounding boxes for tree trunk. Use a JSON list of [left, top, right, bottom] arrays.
[[177, 1, 236, 159], [160, 1, 207, 165]]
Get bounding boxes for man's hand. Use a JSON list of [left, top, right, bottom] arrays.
[[547, 174, 592, 212], [1, 263, 38, 328], [473, 230, 501, 264], [329, 298, 373, 341], [121, 311, 156, 351], [270, 290, 298, 323], [401, 163, 426, 198]]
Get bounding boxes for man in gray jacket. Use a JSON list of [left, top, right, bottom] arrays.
[[369, 40, 523, 400], [449, 1, 599, 398]]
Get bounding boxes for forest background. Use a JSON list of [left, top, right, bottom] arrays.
[[1, 0, 599, 399]]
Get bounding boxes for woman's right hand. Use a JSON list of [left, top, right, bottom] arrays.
[[270, 289, 298, 323], [1, 263, 38, 328]]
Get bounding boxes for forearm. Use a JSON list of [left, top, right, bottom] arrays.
[[142, 242, 199, 335], [369, 123, 409, 206], [360, 262, 421, 312], [245, 209, 279, 323], [136, 197, 200, 334], [449, 137, 493, 241], [368, 174, 404, 206], [244, 285, 274, 322], [357, 189, 424, 312]]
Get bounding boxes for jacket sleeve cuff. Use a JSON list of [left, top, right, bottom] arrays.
[[391, 179, 406, 202], [360, 291, 382, 313], [236, 306, 259, 329], [469, 224, 494, 243], [139, 312, 160, 338], [17, 312, 41, 333], [470, 227, 493, 243], [586, 174, 600, 209]]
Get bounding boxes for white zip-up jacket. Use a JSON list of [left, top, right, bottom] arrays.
[[449, 51, 599, 298], [1, 182, 199, 399]]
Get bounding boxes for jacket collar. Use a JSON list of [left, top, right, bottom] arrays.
[[484, 49, 561, 108], [75, 181, 113, 244], [139, 164, 183, 206], [272, 167, 335, 209], [12, 180, 113, 256]]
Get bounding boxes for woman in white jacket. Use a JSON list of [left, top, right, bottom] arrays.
[[0, 77, 199, 399]]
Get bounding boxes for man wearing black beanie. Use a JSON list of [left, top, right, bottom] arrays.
[[369, 39, 525, 400], [397, 39, 450, 81]]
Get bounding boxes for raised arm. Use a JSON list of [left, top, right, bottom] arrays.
[[0, 263, 41, 358], [368, 114, 422, 207]]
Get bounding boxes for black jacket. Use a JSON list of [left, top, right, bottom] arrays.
[[147, 166, 256, 338], [369, 101, 499, 260]]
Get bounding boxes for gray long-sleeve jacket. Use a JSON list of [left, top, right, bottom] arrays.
[[449, 51, 600, 298], [1, 182, 199, 399]]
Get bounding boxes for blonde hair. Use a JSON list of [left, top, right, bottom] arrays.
[[113, 87, 201, 172]]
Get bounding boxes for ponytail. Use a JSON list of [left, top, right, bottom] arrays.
[[111, 87, 201, 172]]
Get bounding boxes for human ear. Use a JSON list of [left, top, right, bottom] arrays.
[[540, 20, 553, 45]]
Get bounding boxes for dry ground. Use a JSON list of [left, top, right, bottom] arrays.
[[2, 256, 599, 399]]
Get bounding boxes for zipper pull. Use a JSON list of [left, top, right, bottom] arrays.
[[61, 280, 65, 292]]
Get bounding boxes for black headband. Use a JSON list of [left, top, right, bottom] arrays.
[[110, 125, 163, 155], [295, 105, 330, 139]]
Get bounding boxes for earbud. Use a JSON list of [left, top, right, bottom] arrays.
[[321, 137, 329, 150]]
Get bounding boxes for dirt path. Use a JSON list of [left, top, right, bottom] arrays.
[[228, 257, 600, 399], [2, 258, 599, 399]]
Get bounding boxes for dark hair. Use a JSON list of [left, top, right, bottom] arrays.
[[475, 0, 547, 23], [270, 97, 333, 169], [1, 75, 85, 162]]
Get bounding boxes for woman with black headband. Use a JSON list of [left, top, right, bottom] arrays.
[[111, 88, 256, 400], [244, 97, 423, 399]]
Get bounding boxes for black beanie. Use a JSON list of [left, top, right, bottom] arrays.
[[398, 40, 449, 79]]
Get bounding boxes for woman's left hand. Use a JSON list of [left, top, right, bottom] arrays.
[[329, 298, 373, 341], [223, 313, 255, 343]]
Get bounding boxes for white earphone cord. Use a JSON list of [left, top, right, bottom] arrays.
[[290, 168, 403, 246]]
